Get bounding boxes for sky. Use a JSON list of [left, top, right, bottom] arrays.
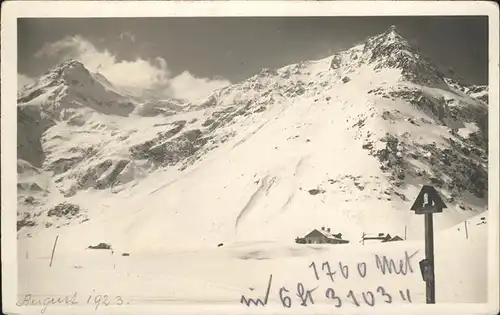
[[18, 16, 488, 101]]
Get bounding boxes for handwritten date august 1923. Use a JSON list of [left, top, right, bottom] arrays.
[[16, 292, 128, 313]]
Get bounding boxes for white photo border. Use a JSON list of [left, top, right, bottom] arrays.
[[1, 1, 499, 315]]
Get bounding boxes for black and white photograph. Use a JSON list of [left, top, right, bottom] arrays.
[[2, 1, 499, 314]]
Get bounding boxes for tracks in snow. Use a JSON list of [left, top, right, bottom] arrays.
[[234, 175, 277, 228]]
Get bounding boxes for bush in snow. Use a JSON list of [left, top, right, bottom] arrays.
[[308, 188, 325, 195], [88, 242, 112, 250]]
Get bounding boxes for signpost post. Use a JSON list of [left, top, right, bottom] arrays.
[[410, 185, 447, 304]]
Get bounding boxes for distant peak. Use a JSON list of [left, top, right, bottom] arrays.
[[387, 25, 398, 34], [361, 25, 411, 56], [357, 25, 444, 85], [27, 59, 94, 90], [380, 25, 406, 42], [59, 59, 85, 69], [49, 59, 90, 77]]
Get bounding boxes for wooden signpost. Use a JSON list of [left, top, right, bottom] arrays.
[[410, 185, 447, 304]]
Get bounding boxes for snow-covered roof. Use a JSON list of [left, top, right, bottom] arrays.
[[305, 229, 343, 240]]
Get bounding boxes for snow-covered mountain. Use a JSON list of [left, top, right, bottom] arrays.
[[17, 26, 488, 252]]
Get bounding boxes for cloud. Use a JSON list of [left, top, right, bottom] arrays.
[[34, 35, 230, 101], [167, 71, 231, 101], [18, 73, 35, 90], [35, 35, 170, 91], [119, 32, 136, 43]]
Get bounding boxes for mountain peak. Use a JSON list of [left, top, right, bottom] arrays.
[[59, 59, 84, 68], [25, 59, 94, 92], [386, 25, 399, 34], [53, 59, 90, 77], [360, 25, 444, 85], [375, 25, 409, 48]]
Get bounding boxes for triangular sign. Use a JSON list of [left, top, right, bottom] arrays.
[[410, 185, 447, 212]]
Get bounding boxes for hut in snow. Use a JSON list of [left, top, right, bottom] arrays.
[[296, 227, 349, 245]]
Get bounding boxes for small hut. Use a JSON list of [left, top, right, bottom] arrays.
[[362, 233, 404, 243], [297, 227, 349, 245], [384, 235, 404, 242]]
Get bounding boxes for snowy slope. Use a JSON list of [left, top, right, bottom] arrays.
[[17, 212, 489, 307], [16, 25, 490, 306]]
